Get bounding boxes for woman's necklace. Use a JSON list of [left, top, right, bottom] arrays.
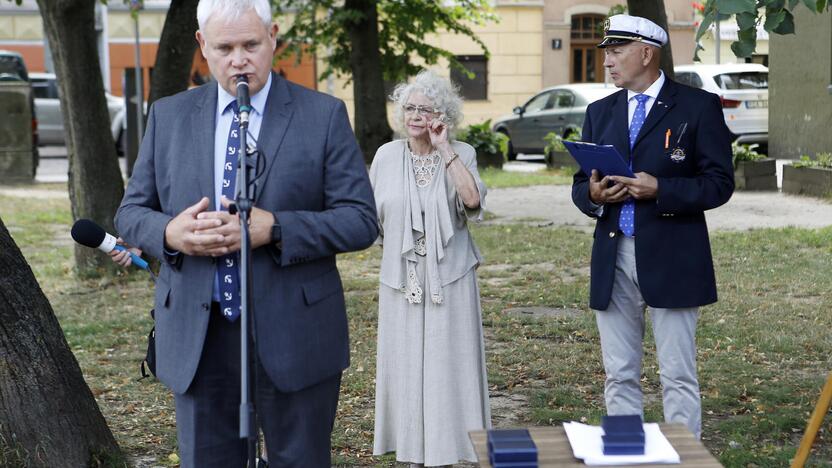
[[407, 141, 441, 188]]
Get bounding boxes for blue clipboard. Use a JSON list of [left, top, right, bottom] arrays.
[[563, 141, 635, 178]]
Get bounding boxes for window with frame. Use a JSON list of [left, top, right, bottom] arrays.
[[570, 15, 605, 41], [570, 14, 606, 83], [450, 55, 488, 101]]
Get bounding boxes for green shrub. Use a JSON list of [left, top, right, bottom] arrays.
[[544, 130, 582, 154], [793, 152, 832, 169], [731, 141, 766, 166], [457, 119, 508, 156]]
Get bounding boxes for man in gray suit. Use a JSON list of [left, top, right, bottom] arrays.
[[115, 0, 378, 466]]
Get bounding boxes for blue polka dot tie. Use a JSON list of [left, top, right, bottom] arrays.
[[218, 101, 241, 322], [619, 94, 649, 237]]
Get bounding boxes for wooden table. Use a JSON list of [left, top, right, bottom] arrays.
[[469, 424, 722, 467]]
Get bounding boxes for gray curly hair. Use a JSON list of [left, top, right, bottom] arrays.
[[389, 70, 464, 137]]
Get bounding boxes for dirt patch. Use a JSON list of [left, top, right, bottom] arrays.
[[490, 391, 530, 427], [479, 262, 589, 285], [503, 306, 583, 320]]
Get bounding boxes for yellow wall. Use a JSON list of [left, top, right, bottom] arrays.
[[317, 4, 545, 130], [2, 1, 770, 130], [542, 0, 703, 86], [0, 14, 43, 40], [108, 9, 167, 40]]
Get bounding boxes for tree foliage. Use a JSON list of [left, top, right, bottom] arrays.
[[274, 0, 497, 84], [695, 0, 829, 60], [273, 0, 496, 163]]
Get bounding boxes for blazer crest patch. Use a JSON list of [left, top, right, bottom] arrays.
[[670, 147, 686, 163]]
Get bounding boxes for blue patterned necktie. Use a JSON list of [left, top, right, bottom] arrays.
[[619, 94, 649, 237], [218, 101, 241, 321]]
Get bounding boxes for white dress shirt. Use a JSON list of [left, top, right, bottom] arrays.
[[213, 73, 271, 211], [626, 70, 665, 126]]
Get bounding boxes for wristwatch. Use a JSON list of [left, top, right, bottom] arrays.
[[271, 217, 282, 244]]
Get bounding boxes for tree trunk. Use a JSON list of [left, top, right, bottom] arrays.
[[148, 0, 199, 109], [36, 0, 125, 276], [344, 0, 393, 164], [0, 218, 122, 466], [627, 0, 675, 80]]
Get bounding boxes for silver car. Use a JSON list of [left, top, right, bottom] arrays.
[[30, 72, 125, 153], [492, 83, 618, 160]]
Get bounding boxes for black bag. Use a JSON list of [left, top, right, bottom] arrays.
[[140, 309, 156, 379]]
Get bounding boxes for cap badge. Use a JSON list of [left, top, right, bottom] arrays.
[[603, 18, 611, 35]]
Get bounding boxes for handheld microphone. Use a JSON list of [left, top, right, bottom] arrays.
[[236, 74, 251, 126], [70, 219, 150, 271]]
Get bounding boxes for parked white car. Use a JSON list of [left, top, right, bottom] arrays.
[[674, 63, 768, 149], [30, 72, 125, 153]]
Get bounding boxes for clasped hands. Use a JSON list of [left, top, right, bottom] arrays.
[[164, 197, 274, 256], [588, 169, 658, 205]]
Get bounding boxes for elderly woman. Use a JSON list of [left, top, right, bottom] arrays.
[[370, 70, 491, 467]]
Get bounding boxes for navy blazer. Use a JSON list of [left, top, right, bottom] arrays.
[[116, 74, 378, 394], [571, 78, 734, 310]]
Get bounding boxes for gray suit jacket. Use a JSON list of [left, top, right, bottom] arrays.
[[116, 73, 378, 394]]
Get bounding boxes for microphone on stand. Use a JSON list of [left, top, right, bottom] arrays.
[[236, 74, 251, 126], [70, 219, 150, 271]]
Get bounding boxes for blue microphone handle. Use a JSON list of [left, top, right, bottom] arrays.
[[113, 244, 150, 271]]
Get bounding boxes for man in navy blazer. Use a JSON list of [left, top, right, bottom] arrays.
[[115, 0, 377, 465], [571, 15, 734, 439]]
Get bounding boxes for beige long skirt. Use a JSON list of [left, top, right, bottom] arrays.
[[372, 262, 491, 467]]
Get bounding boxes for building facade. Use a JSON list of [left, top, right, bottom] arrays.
[[0, 0, 315, 97], [541, 0, 699, 87], [0, 0, 768, 128]]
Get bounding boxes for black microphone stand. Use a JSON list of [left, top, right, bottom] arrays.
[[233, 76, 258, 468]]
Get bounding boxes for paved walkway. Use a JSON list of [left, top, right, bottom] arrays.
[[486, 185, 832, 231], [4, 150, 831, 232]]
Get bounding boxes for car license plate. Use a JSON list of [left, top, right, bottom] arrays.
[[746, 100, 768, 109]]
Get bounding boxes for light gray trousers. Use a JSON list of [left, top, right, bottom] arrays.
[[593, 236, 702, 439]]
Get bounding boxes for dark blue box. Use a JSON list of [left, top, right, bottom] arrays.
[[488, 429, 533, 442], [487, 429, 537, 464], [601, 414, 644, 437], [602, 440, 645, 455], [601, 415, 645, 456], [602, 432, 645, 444], [488, 439, 538, 463], [492, 462, 539, 468]]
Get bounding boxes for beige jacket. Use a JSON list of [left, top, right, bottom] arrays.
[[369, 139, 486, 304]]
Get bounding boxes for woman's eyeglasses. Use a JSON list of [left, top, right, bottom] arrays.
[[403, 104, 439, 117]]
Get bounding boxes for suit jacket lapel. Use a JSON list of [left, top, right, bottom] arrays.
[[191, 83, 218, 202], [633, 79, 677, 149], [254, 73, 294, 204]]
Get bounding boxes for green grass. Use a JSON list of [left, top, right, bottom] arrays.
[[479, 167, 573, 188], [1, 191, 831, 467]]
